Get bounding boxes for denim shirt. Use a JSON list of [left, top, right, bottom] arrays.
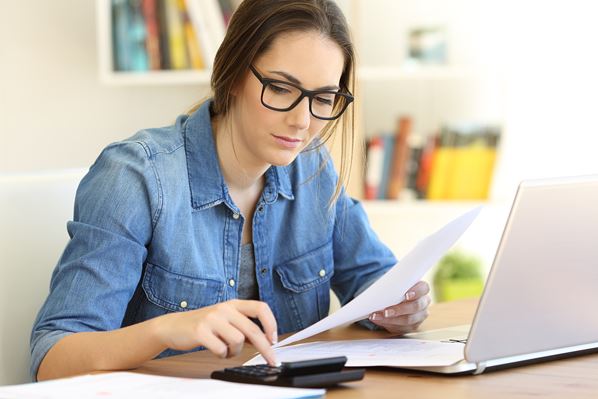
[[30, 100, 396, 379]]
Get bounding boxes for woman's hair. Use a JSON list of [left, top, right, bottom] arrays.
[[194, 0, 357, 206]]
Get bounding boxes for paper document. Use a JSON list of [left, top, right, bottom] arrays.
[[0, 372, 324, 399], [274, 206, 481, 349], [247, 339, 465, 367]]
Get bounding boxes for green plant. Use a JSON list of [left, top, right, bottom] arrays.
[[433, 250, 484, 302]]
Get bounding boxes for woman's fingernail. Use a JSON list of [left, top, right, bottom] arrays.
[[370, 313, 381, 321], [406, 291, 415, 300], [384, 309, 395, 318], [272, 331, 278, 345]]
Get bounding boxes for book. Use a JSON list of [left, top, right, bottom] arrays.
[[426, 127, 457, 200], [141, 0, 162, 69], [426, 124, 501, 200], [128, 0, 151, 70], [404, 133, 425, 200], [186, 0, 226, 68], [156, 0, 171, 69], [112, 0, 130, 71], [179, 0, 205, 69], [112, 0, 150, 71], [164, 0, 190, 69], [387, 116, 413, 200], [415, 134, 438, 199]]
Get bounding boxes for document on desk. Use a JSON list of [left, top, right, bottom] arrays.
[[247, 339, 465, 367], [0, 372, 325, 399], [273, 206, 481, 349]]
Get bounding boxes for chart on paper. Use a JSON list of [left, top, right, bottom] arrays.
[[247, 339, 465, 367]]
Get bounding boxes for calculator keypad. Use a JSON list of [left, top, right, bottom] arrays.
[[224, 365, 281, 377]]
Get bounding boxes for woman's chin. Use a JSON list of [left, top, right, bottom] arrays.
[[266, 151, 299, 167]]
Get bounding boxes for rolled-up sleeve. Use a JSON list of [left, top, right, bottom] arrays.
[[30, 140, 161, 380]]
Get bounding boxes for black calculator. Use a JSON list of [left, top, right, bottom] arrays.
[[211, 356, 365, 388]]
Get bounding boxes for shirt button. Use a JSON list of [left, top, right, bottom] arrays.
[[257, 205, 264, 213], [260, 268, 267, 275], [229, 279, 236, 287], [232, 212, 240, 220], [319, 269, 326, 277], [180, 300, 188, 309]]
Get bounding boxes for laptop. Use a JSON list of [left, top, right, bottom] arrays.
[[402, 175, 598, 374]]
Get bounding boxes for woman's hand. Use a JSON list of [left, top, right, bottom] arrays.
[[367, 281, 431, 334], [155, 299, 278, 365]]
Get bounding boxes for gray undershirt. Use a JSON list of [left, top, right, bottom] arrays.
[[237, 243, 259, 300]]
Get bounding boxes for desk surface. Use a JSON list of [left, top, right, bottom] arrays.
[[134, 299, 598, 398]]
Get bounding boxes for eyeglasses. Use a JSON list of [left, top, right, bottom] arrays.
[[249, 65, 354, 121]]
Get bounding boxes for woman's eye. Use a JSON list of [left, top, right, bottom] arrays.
[[315, 95, 334, 106], [270, 84, 291, 94]]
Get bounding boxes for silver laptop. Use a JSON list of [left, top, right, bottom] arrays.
[[403, 175, 598, 374]]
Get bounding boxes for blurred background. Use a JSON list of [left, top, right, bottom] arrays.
[[1, 0, 598, 300]]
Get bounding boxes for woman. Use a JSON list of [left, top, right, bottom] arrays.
[[31, 0, 431, 381]]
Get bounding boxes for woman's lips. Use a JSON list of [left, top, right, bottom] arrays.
[[272, 134, 303, 149]]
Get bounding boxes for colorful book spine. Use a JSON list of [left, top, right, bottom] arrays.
[[141, 0, 162, 70], [387, 116, 413, 200], [178, 0, 205, 69], [156, 0, 171, 69], [164, 0, 189, 69]]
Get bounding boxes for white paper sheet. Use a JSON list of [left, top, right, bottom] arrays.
[[0, 372, 324, 399], [273, 206, 481, 349], [246, 339, 465, 367]]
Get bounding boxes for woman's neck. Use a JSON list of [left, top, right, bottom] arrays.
[[212, 115, 269, 192]]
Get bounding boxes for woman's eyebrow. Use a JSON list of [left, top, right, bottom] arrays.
[[268, 70, 340, 91]]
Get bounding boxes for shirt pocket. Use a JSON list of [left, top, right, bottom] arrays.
[[275, 241, 335, 292], [142, 262, 225, 312], [274, 241, 334, 330]]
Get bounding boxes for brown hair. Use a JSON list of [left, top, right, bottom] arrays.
[[192, 0, 356, 205]]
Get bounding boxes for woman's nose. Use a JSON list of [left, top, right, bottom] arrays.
[[285, 96, 311, 130]]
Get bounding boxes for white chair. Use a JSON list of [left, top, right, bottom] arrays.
[[0, 169, 86, 385]]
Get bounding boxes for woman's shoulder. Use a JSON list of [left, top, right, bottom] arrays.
[[117, 115, 187, 159]]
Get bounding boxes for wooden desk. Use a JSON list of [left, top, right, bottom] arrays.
[[134, 299, 598, 398]]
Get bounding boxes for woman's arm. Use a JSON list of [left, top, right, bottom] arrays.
[[37, 299, 278, 381]]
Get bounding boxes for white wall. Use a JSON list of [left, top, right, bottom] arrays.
[[490, 0, 598, 201], [353, 0, 598, 201], [0, 0, 210, 173]]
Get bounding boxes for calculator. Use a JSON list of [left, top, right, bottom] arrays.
[[210, 356, 365, 388]]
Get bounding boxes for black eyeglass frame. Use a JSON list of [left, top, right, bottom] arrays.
[[249, 65, 354, 121]]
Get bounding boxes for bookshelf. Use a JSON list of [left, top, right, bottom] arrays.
[[95, 0, 504, 203], [96, 0, 228, 86]]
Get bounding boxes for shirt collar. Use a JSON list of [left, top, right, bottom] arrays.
[[183, 100, 294, 211]]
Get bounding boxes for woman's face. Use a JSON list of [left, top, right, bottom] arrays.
[[231, 30, 346, 168]]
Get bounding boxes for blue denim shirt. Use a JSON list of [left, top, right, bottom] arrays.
[[30, 100, 396, 379]]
